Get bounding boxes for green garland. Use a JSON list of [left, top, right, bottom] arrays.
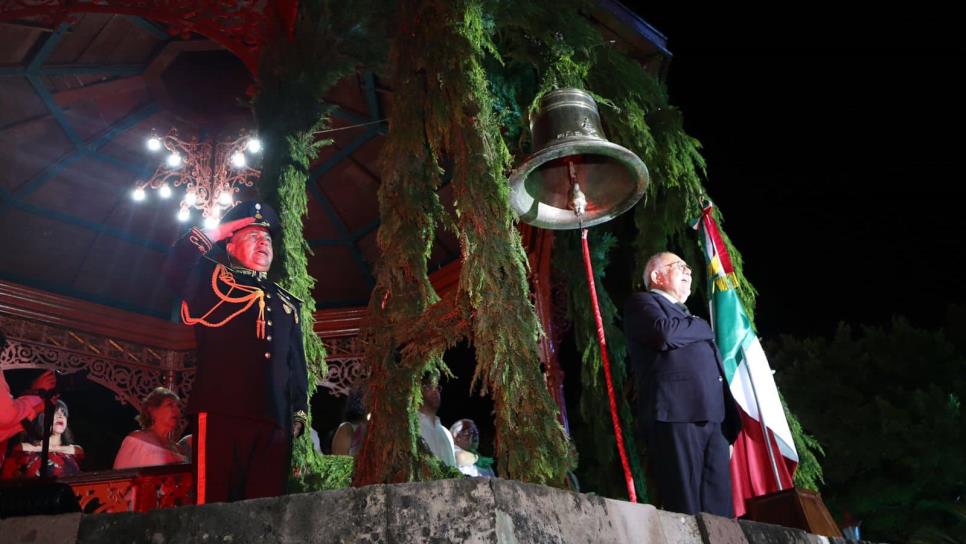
[[351, 0, 452, 485], [447, 0, 575, 484], [253, 0, 388, 489], [354, 0, 574, 486]]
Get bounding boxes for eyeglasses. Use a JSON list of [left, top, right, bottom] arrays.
[[663, 261, 692, 273]]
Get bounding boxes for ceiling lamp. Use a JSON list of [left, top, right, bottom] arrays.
[[133, 128, 262, 224]]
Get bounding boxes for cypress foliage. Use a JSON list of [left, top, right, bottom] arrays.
[[354, 0, 575, 486], [253, 0, 388, 489], [351, 0, 455, 485], [446, 0, 575, 484]]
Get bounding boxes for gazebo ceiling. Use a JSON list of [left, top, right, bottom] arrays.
[[0, 5, 667, 319]]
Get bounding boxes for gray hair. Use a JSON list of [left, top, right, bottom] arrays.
[[643, 252, 676, 289]]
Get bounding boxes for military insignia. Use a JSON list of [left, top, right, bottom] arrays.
[[255, 202, 263, 220]]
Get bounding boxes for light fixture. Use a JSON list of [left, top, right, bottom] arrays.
[[230, 151, 247, 169], [133, 128, 262, 225], [166, 152, 182, 168]]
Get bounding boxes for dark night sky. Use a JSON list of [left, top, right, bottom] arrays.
[[627, 4, 963, 338]]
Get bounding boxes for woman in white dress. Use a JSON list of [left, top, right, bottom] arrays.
[[114, 387, 189, 469]]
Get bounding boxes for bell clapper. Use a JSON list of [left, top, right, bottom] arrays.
[[566, 158, 588, 229]]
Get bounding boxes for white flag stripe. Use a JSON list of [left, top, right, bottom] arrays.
[[730, 339, 799, 462]]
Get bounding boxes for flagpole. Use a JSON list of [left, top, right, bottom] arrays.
[[739, 345, 785, 491], [699, 203, 785, 492]]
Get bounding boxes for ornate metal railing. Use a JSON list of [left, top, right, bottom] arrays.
[[63, 464, 193, 514]]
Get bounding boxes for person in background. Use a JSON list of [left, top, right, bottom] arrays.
[[417, 374, 456, 467], [450, 419, 495, 477], [114, 387, 190, 469], [2, 329, 56, 468], [2, 399, 83, 478], [331, 386, 368, 456]]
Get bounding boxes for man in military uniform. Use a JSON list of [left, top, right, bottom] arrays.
[[163, 200, 308, 503]]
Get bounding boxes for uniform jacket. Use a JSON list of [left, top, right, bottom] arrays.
[[623, 291, 740, 442], [163, 227, 309, 430]]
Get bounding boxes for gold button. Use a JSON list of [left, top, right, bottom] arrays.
[[266, 293, 272, 299], [267, 320, 272, 326], [264, 352, 271, 359]]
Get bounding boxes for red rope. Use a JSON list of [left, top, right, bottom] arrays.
[[196, 412, 207, 505], [580, 228, 637, 502]]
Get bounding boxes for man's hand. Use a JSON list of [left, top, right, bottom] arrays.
[[30, 370, 56, 392], [204, 217, 257, 243]]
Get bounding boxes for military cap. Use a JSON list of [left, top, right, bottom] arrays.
[[220, 200, 281, 238]]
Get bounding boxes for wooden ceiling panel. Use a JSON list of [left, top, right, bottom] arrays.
[[0, 77, 48, 129], [70, 235, 173, 316], [0, 117, 73, 193], [76, 16, 161, 65], [61, 90, 152, 142], [0, 208, 96, 288], [45, 14, 115, 65], [302, 193, 341, 241], [26, 157, 130, 220], [0, 23, 46, 64], [324, 74, 370, 118], [318, 160, 378, 234], [309, 245, 372, 306]]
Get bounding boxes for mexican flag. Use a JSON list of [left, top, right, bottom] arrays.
[[695, 202, 798, 517]]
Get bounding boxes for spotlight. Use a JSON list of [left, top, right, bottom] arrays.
[[159, 184, 172, 199], [184, 191, 197, 205], [177, 208, 190, 222], [218, 192, 233, 206], [203, 216, 219, 229], [166, 152, 182, 168], [146, 137, 162, 152], [246, 138, 262, 153], [132, 187, 146, 201]]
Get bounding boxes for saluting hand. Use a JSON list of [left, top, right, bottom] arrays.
[[30, 370, 56, 391], [204, 217, 257, 243]]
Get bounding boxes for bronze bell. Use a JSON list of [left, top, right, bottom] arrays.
[[508, 88, 649, 230]]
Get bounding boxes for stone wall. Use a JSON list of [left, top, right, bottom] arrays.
[[0, 479, 882, 543]]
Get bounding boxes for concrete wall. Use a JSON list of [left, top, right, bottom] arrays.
[[0, 479, 882, 543]]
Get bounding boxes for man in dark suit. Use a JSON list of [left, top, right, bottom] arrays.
[[164, 201, 308, 503], [623, 251, 739, 517]]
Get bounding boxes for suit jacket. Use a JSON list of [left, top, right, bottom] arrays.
[[623, 291, 740, 442], [163, 227, 309, 430]]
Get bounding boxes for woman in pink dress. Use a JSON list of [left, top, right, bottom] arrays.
[[113, 387, 189, 469]]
